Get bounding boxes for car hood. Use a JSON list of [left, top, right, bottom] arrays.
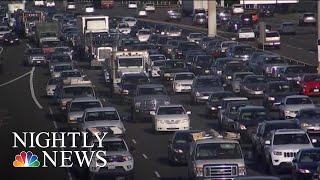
[[273, 144, 313, 151], [285, 104, 316, 111], [244, 83, 266, 90], [195, 159, 244, 166], [68, 111, 84, 119], [154, 114, 188, 120]]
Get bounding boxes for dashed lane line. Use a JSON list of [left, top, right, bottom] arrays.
[[132, 139, 137, 144], [142, 154, 148, 160], [154, 171, 161, 178]]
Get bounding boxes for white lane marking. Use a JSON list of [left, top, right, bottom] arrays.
[[0, 71, 31, 87], [154, 171, 161, 178], [29, 66, 43, 109], [142, 154, 148, 159], [132, 139, 137, 144], [48, 106, 73, 180], [26, 43, 31, 48]]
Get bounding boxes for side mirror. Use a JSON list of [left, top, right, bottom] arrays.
[[186, 111, 191, 115], [265, 140, 271, 145], [150, 111, 156, 116]]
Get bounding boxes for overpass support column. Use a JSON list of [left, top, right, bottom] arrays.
[[208, 0, 217, 37]]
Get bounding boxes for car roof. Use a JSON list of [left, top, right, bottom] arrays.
[[71, 97, 100, 103], [196, 138, 239, 145], [274, 129, 306, 134], [158, 104, 183, 108], [263, 120, 297, 125], [137, 84, 164, 88], [223, 97, 248, 101]]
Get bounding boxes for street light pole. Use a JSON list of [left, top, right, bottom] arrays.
[[317, 0, 320, 73], [208, 0, 217, 37]]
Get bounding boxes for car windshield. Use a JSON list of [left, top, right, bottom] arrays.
[[85, 111, 119, 121], [53, 65, 72, 72], [138, 87, 166, 95], [122, 75, 149, 84], [63, 87, 94, 98], [235, 73, 253, 80], [175, 74, 194, 80], [273, 133, 310, 145], [150, 55, 166, 61], [138, 30, 150, 35], [196, 143, 243, 160], [283, 23, 294, 27], [49, 55, 71, 63], [93, 141, 127, 152], [29, 48, 43, 54], [263, 123, 299, 137], [196, 78, 220, 87], [269, 83, 291, 93], [299, 151, 320, 163], [197, 56, 213, 66], [61, 71, 81, 78], [299, 110, 320, 119], [285, 66, 310, 74], [222, 41, 237, 48], [189, 33, 203, 38], [240, 28, 253, 32], [69, 101, 101, 112], [240, 110, 267, 121], [245, 76, 266, 83], [173, 133, 190, 144], [226, 63, 244, 72], [304, 74, 320, 82], [118, 58, 142, 67], [266, 32, 279, 37], [166, 61, 185, 69], [286, 97, 312, 105], [157, 106, 185, 115], [153, 60, 165, 67], [119, 23, 129, 28]]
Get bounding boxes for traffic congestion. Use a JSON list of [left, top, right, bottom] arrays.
[[1, 0, 320, 180]]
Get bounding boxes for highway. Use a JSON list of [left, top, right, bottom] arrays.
[[1, 2, 318, 180]]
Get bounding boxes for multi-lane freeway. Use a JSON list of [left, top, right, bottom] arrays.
[[1, 1, 319, 180]]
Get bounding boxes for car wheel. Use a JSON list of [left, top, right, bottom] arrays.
[[269, 163, 277, 175]]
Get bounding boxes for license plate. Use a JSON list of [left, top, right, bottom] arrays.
[[314, 89, 319, 92], [108, 165, 115, 169], [205, 70, 210, 73]]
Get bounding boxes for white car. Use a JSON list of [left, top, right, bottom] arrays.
[[117, 23, 131, 35], [264, 129, 314, 174], [144, 3, 155, 12], [150, 60, 165, 77], [186, 33, 203, 43], [81, 107, 125, 135], [238, 28, 255, 40], [280, 95, 316, 119], [151, 104, 191, 132], [50, 63, 73, 78], [128, 1, 138, 9], [34, 0, 45, 6], [172, 72, 195, 93], [232, 4, 244, 14], [46, 78, 61, 97], [85, 5, 95, 13], [122, 17, 137, 27], [45, 0, 55, 7], [137, 29, 151, 42]]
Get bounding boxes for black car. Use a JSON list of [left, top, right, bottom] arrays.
[[119, 73, 150, 101], [263, 81, 297, 110], [174, 42, 202, 60], [240, 13, 253, 27], [191, 55, 213, 75], [161, 60, 188, 82], [168, 130, 201, 164], [226, 19, 242, 32], [292, 148, 320, 180], [240, 75, 267, 98], [206, 91, 234, 118], [3, 32, 19, 45]]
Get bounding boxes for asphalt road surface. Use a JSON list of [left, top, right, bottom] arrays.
[[1, 2, 319, 180]]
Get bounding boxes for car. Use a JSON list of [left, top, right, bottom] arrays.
[[84, 4, 95, 13], [168, 130, 202, 164], [206, 91, 234, 118], [118, 73, 150, 101], [122, 17, 137, 27], [132, 84, 170, 122], [161, 60, 188, 82], [167, 9, 182, 21], [137, 9, 147, 17], [238, 28, 255, 41], [263, 81, 296, 110], [191, 55, 213, 75], [46, 78, 62, 97], [231, 72, 255, 93], [117, 22, 131, 35], [192, 13, 207, 26], [136, 29, 151, 42], [264, 129, 314, 175], [226, 18, 242, 32], [149, 59, 165, 78], [172, 72, 195, 93], [60, 69, 86, 84], [278, 22, 296, 35], [299, 12, 316, 26], [259, 31, 281, 49], [128, 1, 138, 9], [144, 3, 155, 12], [25, 48, 46, 66], [218, 41, 238, 57], [240, 75, 267, 98], [249, 54, 287, 75], [67, 97, 103, 125], [254, 23, 272, 37], [299, 74, 320, 96], [151, 104, 191, 132], [226, 44, 254, 61], [280, 65, 317, 84], [292, 148, 320, 180], [165, 26, 182, 37], [211, 57, 235, 76], [295, 108, 320, 134], [222, 60, 248, 86], [191, 76, 224, 104], [3, 32, 19, 45], [259, 8, 274, 17], [232, 4, 244, 14], [279, 95, 316, 119], [187, 33, 203, 44], [86, 135, 134, 179], [81, 107, 125, 135], [50, 63, 73, 78], [240, 13, 253, 27]]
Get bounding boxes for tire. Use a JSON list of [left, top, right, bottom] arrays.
[[269, 163, 277, 175]]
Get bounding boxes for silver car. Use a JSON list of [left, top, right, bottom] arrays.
[[280, 95, 316, 119], [50, 62, 73, 78], [231, 72, 254, 93], [172, 72, 195, 93], [81, 107, 125, 135]]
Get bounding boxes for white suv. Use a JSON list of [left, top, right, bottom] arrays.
[[264, 129, 314, 174]]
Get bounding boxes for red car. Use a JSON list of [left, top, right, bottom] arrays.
[[300, 74, 320, 96]]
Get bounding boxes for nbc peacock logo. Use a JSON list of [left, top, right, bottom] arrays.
[[13, 151, 40, 167]]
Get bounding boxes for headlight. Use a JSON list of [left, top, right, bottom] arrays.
[[240, 124, 246, 130], [217, 70, 222, 75], [238, 166, 246, 175], [164, 100, 170, 105], [68, 116, 76, 122], [135, 102, 141, 108], [211, 107, 217, 110], [122, 89, 129, 94], [173, 149, 183, 153], [227, 76, 232, 80], [195, 166, 203, 177], [181, 118, 189, 123], [273, 151, 282, 156], [195, 92, 201, 97], [301, 123, 311, 128], [123, 155, 133, 161], [268, 97, 275, 101], [298, 169, 311, 174]]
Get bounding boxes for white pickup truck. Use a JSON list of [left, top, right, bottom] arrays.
[[258, 31, 281, 49], [238, 28, 255, 41]]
